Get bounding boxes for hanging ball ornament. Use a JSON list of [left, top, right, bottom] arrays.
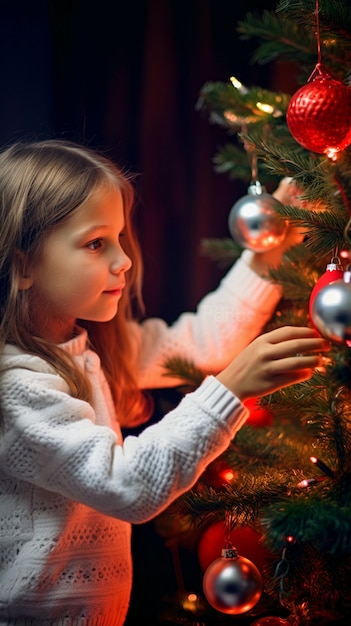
[[310, 268, 351, 344], [203, 547, 263, 615], [228, 181, 288, 252], [287, 63, 351, 155], [308, 257, 344, 323]]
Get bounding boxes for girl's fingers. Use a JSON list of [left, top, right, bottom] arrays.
[[268, 338, 331, 360], [217, 325, 332, 401], [266, 325, 321, 343], [263, 368, 317, 394], [262, 326, 331, 360], [267, 353, 326, 373]]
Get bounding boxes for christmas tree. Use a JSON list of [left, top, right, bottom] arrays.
[[153, 1, 351, 625]]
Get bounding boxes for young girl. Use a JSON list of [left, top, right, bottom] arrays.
[[0, 140, 329, 626]]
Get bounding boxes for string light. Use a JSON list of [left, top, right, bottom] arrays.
[[219, 468, 236, 482], [256, 101, 283, 117], [182, 592, 201, 613], [298, 476, 328, 488], [230, 75, 248, 95], [310, 456, 335, 478]]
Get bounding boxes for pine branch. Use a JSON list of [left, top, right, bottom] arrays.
[[237, 9, 317, 68], [239, 1, 351, 81], [177, 470, 294, 529], [270, 204, 348, 256], [199, 237, 241, 268], [162, 355, 205, 387], [263, 493, 351, 555]]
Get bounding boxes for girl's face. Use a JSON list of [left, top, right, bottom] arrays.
[[23, 184, 132, 343]]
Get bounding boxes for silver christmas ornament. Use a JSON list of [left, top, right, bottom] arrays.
[[311, 270, 351, 344], [203, 548, 263, 615], [228, 181, 288, 252]]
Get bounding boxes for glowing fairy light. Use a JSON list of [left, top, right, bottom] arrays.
[[256, 101, 274, 114], [230, 75, 249, 95], [256, 101, 283, 117], [310, 456, 334, 478]]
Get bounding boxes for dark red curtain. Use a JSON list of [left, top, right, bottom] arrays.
[[1, 0, 278, 321]]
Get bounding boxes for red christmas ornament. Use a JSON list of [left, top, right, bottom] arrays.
[[287, 63, 351, 155], [198, 521, 274, 574], [244, 397, 273, 428], [308, 257, 344, 324]]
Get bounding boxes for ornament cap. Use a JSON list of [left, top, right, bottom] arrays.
[[248, 180, 265, 196], [308, 62, 334, 83], [326, 256, 343, 271], [221, 546, 238, 559]]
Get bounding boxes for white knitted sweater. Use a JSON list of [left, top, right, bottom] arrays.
[[0, 252, 281, 626]]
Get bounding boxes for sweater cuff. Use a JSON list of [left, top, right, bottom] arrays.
[[192, 375, 249, 433]]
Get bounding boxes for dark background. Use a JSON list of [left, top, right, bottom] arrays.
[[0, 0, 282, 322], [0, 1, 289, 622]]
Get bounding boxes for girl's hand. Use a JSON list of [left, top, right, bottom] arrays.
[[216, 326, 331, 401]]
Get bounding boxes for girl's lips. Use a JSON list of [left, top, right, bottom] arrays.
[[104, 288, 123, 296], [104, 282, 125, 296]]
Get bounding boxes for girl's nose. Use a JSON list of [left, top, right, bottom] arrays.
[[111, 248, 132, 274]]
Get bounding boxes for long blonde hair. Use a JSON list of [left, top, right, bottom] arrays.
[[0, 139, 152, 427]]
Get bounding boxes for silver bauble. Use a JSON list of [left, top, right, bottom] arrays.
[[311, 277, 351, 344], [228, 181, 288, 252], [203, 551, 262, 615]]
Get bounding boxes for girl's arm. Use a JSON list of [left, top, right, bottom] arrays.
[[132, 181, 303, 389], [0, 327, 328, 524]]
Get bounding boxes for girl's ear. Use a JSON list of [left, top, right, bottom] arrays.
[[15, 249, 34, 290]]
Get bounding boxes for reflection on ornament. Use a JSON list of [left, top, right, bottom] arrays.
[[310, 270, 351, 344], [287, 63, 351, 155], [203, 549, 263, 614], [251, 617, 290, 625], [228, 181, 287, 252], [308, 258, 344, 324]]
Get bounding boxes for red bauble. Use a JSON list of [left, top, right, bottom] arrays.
[[244, 397, 273, 428], [308, 259, 344, 323], [198, 521, 274, 574], [287, 63, 351, 155]]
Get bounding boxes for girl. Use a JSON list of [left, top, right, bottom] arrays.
[[0, 140, 329, 626]]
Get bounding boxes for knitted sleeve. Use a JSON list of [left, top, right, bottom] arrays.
[[0, 368, 247, 523], [131, 251, 282, 388]]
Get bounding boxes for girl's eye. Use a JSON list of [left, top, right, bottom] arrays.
[[87, 238, 103, 251]]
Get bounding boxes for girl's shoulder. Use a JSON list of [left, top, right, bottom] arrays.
[[0, 328, 89, 377], [0, 344, 56, 375]]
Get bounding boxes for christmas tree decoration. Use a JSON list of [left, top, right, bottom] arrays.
[[286, 63, 351, 156], [309, 455, 335, 479], [286, 2, 351, 157], [244, 397, 273, 428], [153, 2, 351, 624], [308, 257, 344, 323], [310, 267, 351, 344], [202, 513, 263, 615], [228, 180, 288, 252], [202, 546, 263, 615]]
